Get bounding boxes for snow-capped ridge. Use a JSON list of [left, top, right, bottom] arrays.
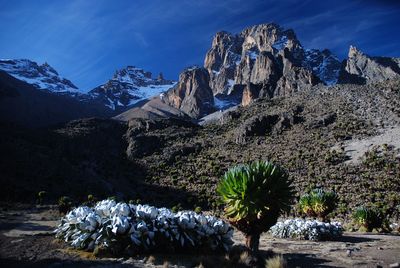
[[0, 59, 79, 93], [88, 65, 176, 110]]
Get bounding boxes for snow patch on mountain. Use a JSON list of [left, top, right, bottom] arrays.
[[128, 83, 177, 106], [303, 49, 341, 85], [0, 59, 79, 93], [272, 35, 288, 50], [89, 66, 176, 110]]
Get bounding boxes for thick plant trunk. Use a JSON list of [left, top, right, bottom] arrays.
[[245, 233, 260, 253]]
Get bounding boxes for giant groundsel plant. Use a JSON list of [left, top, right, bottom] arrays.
[[217, 160, 294, 252]]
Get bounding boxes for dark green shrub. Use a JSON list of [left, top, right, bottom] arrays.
[[37, 191, 47, 205], [83, 194, 97, 206], [58, 196, 73, 214], [298, 188, 337, 222], [171, 203, 183, 213], [352, 206, 383, 232], [217, 160, 294, 252]]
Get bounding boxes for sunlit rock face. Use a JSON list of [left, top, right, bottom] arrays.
[[338, 46, 400, 84], [165, 66, 215, 119], [204, 23, 340, 107]]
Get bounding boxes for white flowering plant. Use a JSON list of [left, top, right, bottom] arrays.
[[55, 199, 234, 254], [269, 218, 343, 241]]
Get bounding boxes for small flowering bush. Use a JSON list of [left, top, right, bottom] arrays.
[[55, 199, 233, 255], [269, 218, 343, 241]]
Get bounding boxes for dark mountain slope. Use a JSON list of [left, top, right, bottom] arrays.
[[0, 118, 196, 206], [0, 71, 112, 128]]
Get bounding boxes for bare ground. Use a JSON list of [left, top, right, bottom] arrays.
[[341, 126, 400, 165], [0, 206, 399, 268]]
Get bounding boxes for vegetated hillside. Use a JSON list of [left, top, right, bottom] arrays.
[[0, 118, 195, 206], [1, 79, 399, 221], [130, 79, 400, 219], [0, 71, 113, 128]]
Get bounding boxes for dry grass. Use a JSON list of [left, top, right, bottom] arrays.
[[265, 255, 287, 268], [162, 260, 170, 268], [146, 255, 156, 264]]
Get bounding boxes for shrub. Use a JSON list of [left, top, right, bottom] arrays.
[[37, 191, 47, 205], [324, 149, 348, 165], [298, 188, 337, 221], [83, 194, 97, 207], [58, 196, 73, 214], [55, 200, 233, 255], [269, 218, 343, 241], [217, 160, 294, 252], [265, 255, 287, 268], [352, 206, 383, 232]]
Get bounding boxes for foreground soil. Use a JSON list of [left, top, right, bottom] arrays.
[[0, 206, 399, 268]]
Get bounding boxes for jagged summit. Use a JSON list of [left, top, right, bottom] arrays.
[[88, 65, 176, 111], [203, 22, 341, 105], [339, 45, 400, 84], [0, 59, 79, 94]]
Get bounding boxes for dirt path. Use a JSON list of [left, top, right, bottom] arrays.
[[235, 232, 400, 267], [0, 207, 399, 267]]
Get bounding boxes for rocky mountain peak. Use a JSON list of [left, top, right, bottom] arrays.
[[0, 59, 79, 93], [239, 23, 301, 54], [339, 46, 400, 84], [88, 65, 175, 111], [157, 72, 165, 81], [165, 66, 215, 119], [348, 45, 363, 58], [203, 22, 325, 108]]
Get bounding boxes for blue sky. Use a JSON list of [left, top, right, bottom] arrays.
[[0, 0, 399, 92]]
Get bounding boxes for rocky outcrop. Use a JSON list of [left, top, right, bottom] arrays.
[[204, 23, 326, 107], [125, 117, 198, 160], [339, 46, 400, 84], [235, 105, 304, 143], [165, 67, 215, 119], [204, 31, 242, 95]]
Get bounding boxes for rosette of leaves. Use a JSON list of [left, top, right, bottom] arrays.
[[55, 200, 234, 255], [269, 218, 343, 241], [298, 188, 337, 222], [352, 206, 383, 232], [217, 161, 294, 252]]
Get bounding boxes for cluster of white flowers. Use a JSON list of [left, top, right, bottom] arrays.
[[55, 199, 233, 253], [269, 218, 343, 241]]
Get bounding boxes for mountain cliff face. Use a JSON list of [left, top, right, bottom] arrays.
[[167, 23, 369, 118], [203, 23, 340, 106], [0, 59, 79, 94], [88, 66, 176, 111], [339, 46, 400, 84], [303, 49, 341, 85], [165, 67, 215, 119]]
